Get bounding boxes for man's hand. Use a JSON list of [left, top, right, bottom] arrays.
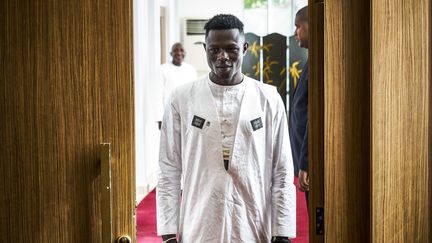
[[162, 234, 177, 243], [298, 169, 309, 192], [271, 236, 291, 243]]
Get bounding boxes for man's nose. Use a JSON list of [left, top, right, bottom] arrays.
[[217, 49, 229, 60]]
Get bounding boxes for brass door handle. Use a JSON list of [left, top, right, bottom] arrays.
[[116, 235, 132, 243]]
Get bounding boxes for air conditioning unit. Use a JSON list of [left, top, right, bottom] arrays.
[[182, 18, 210, 77]]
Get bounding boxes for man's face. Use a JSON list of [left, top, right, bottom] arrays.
[[204, 29, 248, 84], [294, 16, 309, 48], [171, 43, 185, 66]]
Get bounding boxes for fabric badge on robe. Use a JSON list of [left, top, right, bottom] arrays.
[[191, 115, 206, 129], [250, 117, 263, 131]]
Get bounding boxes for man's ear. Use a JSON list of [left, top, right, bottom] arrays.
[[243, 42, 249, 55]]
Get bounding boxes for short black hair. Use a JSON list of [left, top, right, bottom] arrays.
[[296, 6, 308, 22], [204, 14, 244, 38]]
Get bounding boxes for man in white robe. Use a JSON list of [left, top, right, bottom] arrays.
[[160, 43, 198, 107], [157, 14, 296, 243], [157, 43, 198, 128]]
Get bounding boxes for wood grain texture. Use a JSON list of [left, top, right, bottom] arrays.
[[371, 0, 430, 242], [308, 1, 324, 242], [0, 0, 135, 242], [324, 0, 371, 242], [429, 2, 432, 240]]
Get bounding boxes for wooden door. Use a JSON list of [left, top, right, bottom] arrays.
[[323, 0, 371, 241], [312, 0, 432, 242], [371, 0, 431, 241], [0, 0, 135, 242]]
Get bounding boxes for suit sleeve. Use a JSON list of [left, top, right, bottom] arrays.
[[156, 92, 182, 235], [271, 90, 297, 238], [299, 120, 309, 171]]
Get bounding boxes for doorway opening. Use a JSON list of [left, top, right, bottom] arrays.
[[133, 1, 319, 243]]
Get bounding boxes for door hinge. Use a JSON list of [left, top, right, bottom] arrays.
[[316, 207, 324, 235]]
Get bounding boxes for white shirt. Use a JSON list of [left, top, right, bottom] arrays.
[[160, 62, 197, 107], [207, 78, 246, 164]]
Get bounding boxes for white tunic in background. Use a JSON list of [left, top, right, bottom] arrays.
[[157, 76, 296, 242], [160, 62, 197, 106]]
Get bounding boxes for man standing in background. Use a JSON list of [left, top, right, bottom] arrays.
[[289, 6, 310, 204], [160, 42, 198, 107], [157, 42, 198, 129]]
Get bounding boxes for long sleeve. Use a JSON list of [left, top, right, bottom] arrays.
[[156, 95, 182, 235], [299, 120, 308, 172], [155, 66, 166, 121], [271, 92, 297, 238], [288, 60, 308, 176]]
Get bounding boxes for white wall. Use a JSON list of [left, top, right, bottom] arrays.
[[161, 0, 181, 62], [134, 0, 163, 203], [134, 0, 187, 203], [177, 0, 244, 22]]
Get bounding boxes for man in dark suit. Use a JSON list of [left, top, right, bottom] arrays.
[[289, 6, 310, 205]]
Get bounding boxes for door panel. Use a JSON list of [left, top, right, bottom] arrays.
[[0, 0, 135, 242], [322, 1, 371, 241], [371, 0, 430, 241], [321, 0, 431, 242]]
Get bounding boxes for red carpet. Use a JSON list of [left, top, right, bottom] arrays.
[[137, 177, 308, 242]]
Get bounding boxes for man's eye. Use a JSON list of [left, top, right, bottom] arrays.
[[208, 48, 218, 53], [227, 48, 239, 52]]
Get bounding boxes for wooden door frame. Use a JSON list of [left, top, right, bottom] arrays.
[[308, 1, 325, 242]]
